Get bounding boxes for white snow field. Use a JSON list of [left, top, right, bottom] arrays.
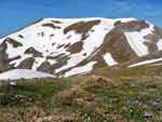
[[125, 23, 155, 57], [0, 69, 54, 80], [129, 57, 162, 68], [103, 53, 118, 66], [64, 61, 97, 77]]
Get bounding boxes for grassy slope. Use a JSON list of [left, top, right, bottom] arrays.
[[1, 66, 162, 122]]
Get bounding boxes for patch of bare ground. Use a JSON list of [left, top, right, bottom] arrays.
[[51, 20, 63, 24], [64, 20, 100, 41], [37, 61, 54, 74], [64, 20, 100, 34], [101, 27, 138, 64], [114, 20, 149, 32], [38, 54, 69, 74], [17, 57, 35, 69], [57, 44, 65, 49], [4, 38, 23, 48], [0, 41, 13, 72], [67, 41, 83, 54], [42, 23, 61, 29], [25, 47, 43, 57], [143, 26, 162, 54]]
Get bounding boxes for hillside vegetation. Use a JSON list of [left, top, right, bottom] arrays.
[[1, 66, 162, 122]]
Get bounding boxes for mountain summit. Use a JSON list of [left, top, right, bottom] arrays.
[[0, 17, 162, 79]]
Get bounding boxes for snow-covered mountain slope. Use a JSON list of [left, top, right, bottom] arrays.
[[0, 17, 162, 79]]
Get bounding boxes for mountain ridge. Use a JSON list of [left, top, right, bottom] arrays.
[[0, 17, 162, 80], [0, 17, 137, 39]]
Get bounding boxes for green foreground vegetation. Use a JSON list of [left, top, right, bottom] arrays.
[[1, 66, 162, 122]]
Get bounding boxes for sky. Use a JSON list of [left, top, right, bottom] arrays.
[[0, 0, 161, 36]]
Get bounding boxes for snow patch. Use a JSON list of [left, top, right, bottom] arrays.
[[64, 61, 97, 77], [103, 53, 118, 67], [129, 58, 162, 68], [157, 39, 162, 51], [125, 22, 155, 57], [32, 57, 46, 70], [125, 32, 149, 56], [0, 69, 54, 80]]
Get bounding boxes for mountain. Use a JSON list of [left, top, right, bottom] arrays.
[[0, 17, 162, 80]]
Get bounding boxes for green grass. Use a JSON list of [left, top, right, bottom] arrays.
[[1, 72, 162, 122], [0, 78, 70, 106], [93, 62, 110, 70], [84, 80, 161, 121]]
